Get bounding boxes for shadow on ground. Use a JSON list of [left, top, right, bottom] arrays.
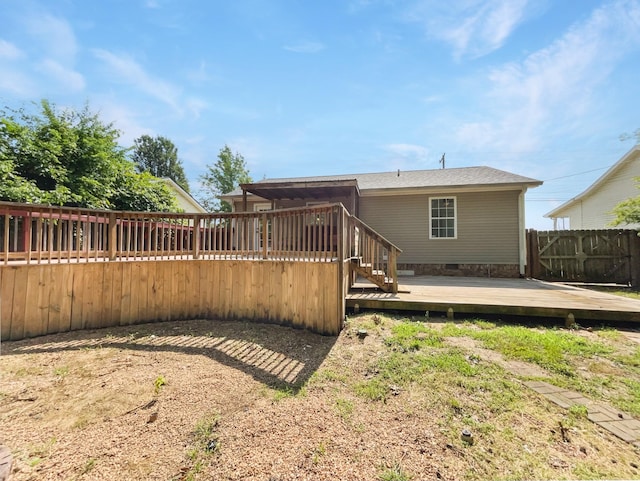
[[1, 319, 338, 390]]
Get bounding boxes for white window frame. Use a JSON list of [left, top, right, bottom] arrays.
[[429, 196, 457, 240]]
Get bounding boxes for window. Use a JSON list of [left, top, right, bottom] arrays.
[[429, 197, 456, 239]]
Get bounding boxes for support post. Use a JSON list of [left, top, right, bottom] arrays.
[[194, 215, 201, 259], [108, 212, 117, 260]]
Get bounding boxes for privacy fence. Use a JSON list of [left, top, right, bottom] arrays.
[[526, 229, 640, 287], [0, 201, 400, 341]]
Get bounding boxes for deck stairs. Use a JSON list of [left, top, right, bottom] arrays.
[[347, 215, 402, 293]]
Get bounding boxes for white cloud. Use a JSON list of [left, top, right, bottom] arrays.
[[96, 100, 155, 146], [283, 41, 325, 53], [93, 49, 183, 112], [38, 59, 85, 91], [26, 14, 78, 65], [384, 144, 431, 170], [455, 0, 640, 152], [0, 39, 23, 59], [405, 0, 533, 59]]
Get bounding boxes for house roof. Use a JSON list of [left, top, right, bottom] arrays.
[[225, 166, 541, 200], [545, 145, 640, 219], [161, 178, 208, 213]]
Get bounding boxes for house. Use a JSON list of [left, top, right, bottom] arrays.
[[222, 166, 542, 278], [161, 177, 208, 214], [545, 145, 640, 230]]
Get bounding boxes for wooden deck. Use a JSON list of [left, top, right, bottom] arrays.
[[347, 276, 640, 323]]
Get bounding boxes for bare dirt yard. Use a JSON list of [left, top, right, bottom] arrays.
[[1, 314, 640, 480]]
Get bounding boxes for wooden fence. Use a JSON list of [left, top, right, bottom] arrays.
[[526, 229, 640, 286]]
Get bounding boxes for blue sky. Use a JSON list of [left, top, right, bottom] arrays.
[[1, 0, 639, 228]]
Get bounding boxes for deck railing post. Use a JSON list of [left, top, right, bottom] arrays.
[[194, 215, 201, 259], [389, 247, 398, 293], [109, 212, 117, 260], [262, 212, 268, 259]]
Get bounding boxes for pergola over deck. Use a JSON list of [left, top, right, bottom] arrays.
[[240, 179, 360, 215]]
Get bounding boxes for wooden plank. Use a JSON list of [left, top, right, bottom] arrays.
[[175, 260, 187, 320], [9, 266, 27, 340], [83, 264, 103, 329], [108, 262, 123, 326], [46, 265, 63, 334], [22, 266, 44, 338], [0, 267, 16, 341], [161, 261, 173, 321], [101, 262, 116, 326], [146, 260, 158, 322], [119, 262, 133, 325], [209, 260, 221, 318], [189, 260, 200, 319], [306, 262, 320, 332], [56, 264, 73, 333]]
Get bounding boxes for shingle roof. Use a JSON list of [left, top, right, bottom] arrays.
[[226, 166, 541, 197]]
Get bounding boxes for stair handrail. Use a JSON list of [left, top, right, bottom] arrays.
[[347, 213, 402, 293]]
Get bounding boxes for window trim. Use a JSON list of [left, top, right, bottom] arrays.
[[429, 196, 457, 240]]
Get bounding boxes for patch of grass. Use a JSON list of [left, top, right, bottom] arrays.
[[385, 322, 443, 351], [335, 397, 354, 420], [181, 412, 221, 480], [448, 324, 612, 376], [568, 403, 588, 420], [54, 366, 69, 377], [311, 441, 327, 465], [81, 458, 97, 475], [379, 462, 412, 481]]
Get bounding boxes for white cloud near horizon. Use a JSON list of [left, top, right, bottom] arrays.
[[455, 0, 640, 153]]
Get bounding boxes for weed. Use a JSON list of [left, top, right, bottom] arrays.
[[311, 441, 327, 464], [379, 462, 411, 481], [54, 366, 69, 377], [154, 375, 166, 395], [81, 458, 97, 474], [568, 404, 588, 420], [335, 397, 355, 420]]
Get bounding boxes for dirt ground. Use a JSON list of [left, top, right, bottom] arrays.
[[1, 316, 639, 481]]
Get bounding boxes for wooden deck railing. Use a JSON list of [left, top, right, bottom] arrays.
[[347, 214, 402, 293], [0, 201, 344, 265]]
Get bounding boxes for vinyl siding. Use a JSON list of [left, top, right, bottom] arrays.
[[565, 159, 640, 229], [359, 190, 521, 264]]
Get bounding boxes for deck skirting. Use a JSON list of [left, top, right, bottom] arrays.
[[1, 259, 344, 341]]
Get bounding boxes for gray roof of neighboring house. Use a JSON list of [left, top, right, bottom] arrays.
[[225, 166, 542, 197]]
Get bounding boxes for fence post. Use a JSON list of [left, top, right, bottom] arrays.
[[526, 229, 540, 279], [109, 212, 117, 260], [389, 247, 398, 293], [630, 231, 640, 290]]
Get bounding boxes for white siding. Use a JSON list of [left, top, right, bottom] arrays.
[[567, 159, 640, 229]]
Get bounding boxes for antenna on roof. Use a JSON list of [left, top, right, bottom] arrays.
[[397, 169, 400, 177], [439, 153, 446, 169]]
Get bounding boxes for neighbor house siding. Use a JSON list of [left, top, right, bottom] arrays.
[[359, 190, 521, 265], [566, 159, 640, 229]]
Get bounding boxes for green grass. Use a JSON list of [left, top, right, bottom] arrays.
[[379, 462, 412, 481], [385, 322, 443, 351], [443, 322, 612, 376]]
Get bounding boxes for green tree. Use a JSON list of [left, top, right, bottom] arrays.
[[611, 177, 640, 227], [0, 100, 177, 211], [199, 145, 252, 212], [132, 134, 190, 193]]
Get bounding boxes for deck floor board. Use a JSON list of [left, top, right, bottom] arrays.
[[346, 276, 640, 323]]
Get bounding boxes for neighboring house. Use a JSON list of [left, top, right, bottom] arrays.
[[161, 177, 208, 214], [545, 145, 640, 230], [222, 166, 542, 278]]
